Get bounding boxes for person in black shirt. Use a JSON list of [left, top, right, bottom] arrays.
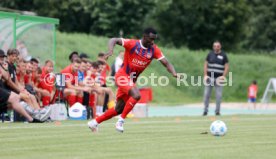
[[0, 49, 50, 122], [203, 41, 229, 116]]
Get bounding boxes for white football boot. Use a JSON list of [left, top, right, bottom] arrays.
[[115, 117, 124, 133], [87, 119, 98, 132]]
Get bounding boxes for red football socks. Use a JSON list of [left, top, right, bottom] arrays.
[[121, 97, 138, 119], [67, 95, 77, 107], [76, 96, 83, 104], [96, 108, 118, 124]]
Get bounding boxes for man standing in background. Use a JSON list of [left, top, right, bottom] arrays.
[[203, 41, 229, 116]]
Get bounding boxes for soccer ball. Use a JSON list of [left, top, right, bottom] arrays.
[[210, 120, 227, 136]]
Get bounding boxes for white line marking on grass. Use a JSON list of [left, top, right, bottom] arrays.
[[1, 117, 276, 130]]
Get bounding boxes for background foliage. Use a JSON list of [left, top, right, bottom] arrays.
[[1, 0, 275, 52]]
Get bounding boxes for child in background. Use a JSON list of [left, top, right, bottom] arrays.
[[248, 80, 258, 110]]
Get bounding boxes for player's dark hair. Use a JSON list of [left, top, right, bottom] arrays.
[[69, 51, 79, 61], [80, 52, 89, 59], [98, 52, 105, 57], [97, 60, 105, 65], [30, 58, 39, 64], [91, 61, 99, 69], [7, 48, 19, 56], [143, 27, 157, 35]]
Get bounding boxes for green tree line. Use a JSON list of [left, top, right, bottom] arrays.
[[1, 0, 275, 52]]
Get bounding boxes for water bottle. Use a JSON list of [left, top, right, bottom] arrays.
[[10, 110, 14, 122]]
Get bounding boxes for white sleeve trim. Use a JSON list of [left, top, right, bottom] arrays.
[[157, 56, 165, 61], [121, 38, 124, 46]]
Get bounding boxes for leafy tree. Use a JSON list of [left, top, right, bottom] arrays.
[[244, 0, 276, 51], [0, 0, 35, 11], [83, 0, 156, 37], [153, 0, 250, 50]]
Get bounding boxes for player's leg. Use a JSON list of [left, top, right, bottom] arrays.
[[20, 92, 39, 109], [115, 87, 141, 132], [114, 98, 126, 114], [95, 98, 125, 124], [6, 91, 33, 122], [63, 88, 77, 106], [203, 85, 212, 116], [76, 90, 84, 105], [87, 98, 125, 132], [247, 98, 252, 110], [120, 86, 140, 119], [215, 84, 223, 115], [29, 94, 41, 109], [253, 98, 257, 110]]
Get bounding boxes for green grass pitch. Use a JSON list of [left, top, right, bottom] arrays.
[[1, 115, 276, 159]]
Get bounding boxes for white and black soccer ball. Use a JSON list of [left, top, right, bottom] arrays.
[[210, 120, 227, 136]]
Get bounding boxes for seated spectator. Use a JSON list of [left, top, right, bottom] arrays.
[[33, 67, 51, 106], [61, 58, 91, 107], [0, 49, 51, 122], [5, 49, 42, 110], [30, 57, 39, 82], [86, 61, 115, 112], [37, 60, 55, 106], [16, 60, 27, 86], [69, 51, 79, 63]]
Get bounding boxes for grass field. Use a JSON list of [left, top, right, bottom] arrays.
[[1, 115, 276, 159], [54, 32, 276, 104]]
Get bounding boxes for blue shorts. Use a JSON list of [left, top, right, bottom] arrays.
[[248, 98, 256, 103]]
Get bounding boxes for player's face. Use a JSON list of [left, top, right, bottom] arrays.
[[80, 62, 87, 72], [19, 63, 26, 73], [32, 62, 39, 71], [143, 33, 157, 48], [213, 42, 221, 53], [46, 62, 54, 73], [26, 63, 33, 73], [71, 54, 79, 62], [35, 72, 42, 80], [72, 62, 80, 72], [98, 64, 103, 73], [86, 62, 91, 70], [8, 54, 18, 63], [90, 66, 98, 74]]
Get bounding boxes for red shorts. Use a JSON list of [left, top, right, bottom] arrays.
[[42, 96, 51, 107], [115, 70, 135, 102]]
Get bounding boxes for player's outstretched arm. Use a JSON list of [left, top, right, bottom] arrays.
[[104, 38, 123, 60], [159, 58, 178, 78]]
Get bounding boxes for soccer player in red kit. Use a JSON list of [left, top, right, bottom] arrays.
[[88, 28, 178, 133]]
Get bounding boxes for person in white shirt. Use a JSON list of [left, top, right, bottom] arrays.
[[114, 51, 124, 73]]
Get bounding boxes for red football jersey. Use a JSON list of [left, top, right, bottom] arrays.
[[60, 64, 78, 85], [119, 39, 164, 80], [38, 67, 55, 93]]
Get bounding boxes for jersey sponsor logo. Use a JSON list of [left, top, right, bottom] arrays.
[[131, 58, 148, 67]]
